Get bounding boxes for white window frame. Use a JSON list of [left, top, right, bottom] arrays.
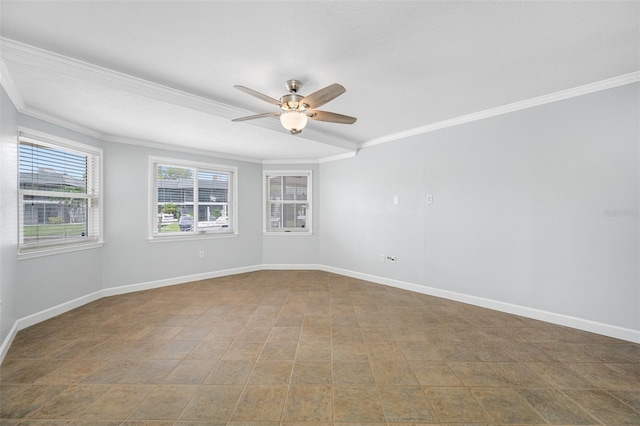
[[263, 170, 312, 235], [149, 156, 238, 241], [17, 129, 104, 259]]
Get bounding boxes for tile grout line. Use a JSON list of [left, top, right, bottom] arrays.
[[278, 288, 309, 424], [164, 309, 202, 424], [224, 275, 276, 424], [362, 290, 391, 424], [329, 275, 337, 425], [558, 387, 607, 426]]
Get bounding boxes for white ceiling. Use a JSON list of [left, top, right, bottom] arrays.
[[1, 1, 638, 162]]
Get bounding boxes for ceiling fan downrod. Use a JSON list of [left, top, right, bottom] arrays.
[[285, 79, 302, 93]]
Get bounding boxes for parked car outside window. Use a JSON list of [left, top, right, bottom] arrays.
[[178, 214, 193, 231]]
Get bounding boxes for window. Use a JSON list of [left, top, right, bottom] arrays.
[[18, 131, 102, 256], [150, 157, 237, 238], [264, 171, 312, 233]]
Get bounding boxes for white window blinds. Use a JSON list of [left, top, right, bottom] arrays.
[[18, 132, 102, 253], [151, 158, 237, 237]]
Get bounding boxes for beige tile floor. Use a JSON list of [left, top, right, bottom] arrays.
[[1, 270, 639, 425]]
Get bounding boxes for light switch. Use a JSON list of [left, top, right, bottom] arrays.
[[393, 195, 399, 205]]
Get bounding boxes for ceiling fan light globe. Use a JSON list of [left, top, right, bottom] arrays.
[[280, 111, 308, 132]]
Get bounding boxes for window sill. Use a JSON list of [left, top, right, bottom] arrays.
[[148, 232, 238, 243], [263, 231, 314, 236], [18, 241, 105, 260]]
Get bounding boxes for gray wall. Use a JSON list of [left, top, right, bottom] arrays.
[[320, 83, 639, 332], [12, 115, 264, 319], [101, 142, 263, 288], [0, 87, 18, 346], [16, 116, 106, 318]]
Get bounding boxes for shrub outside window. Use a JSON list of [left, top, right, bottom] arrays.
[[18, 131, 102, 256], [264, 171, 312, 234], [151, 157, 237, 238]]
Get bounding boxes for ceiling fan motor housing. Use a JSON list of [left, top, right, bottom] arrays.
[[280, 93, 305, 111]]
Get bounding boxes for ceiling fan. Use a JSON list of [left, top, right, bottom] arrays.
[[232, 79, 357, 135]]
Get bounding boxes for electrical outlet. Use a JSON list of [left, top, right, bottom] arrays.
[[199, 251, 205, 259], [426, 194, 433, 204], [380, 254, 386, 262]]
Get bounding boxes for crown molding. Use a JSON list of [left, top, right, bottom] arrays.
[[261, 151, 358, 165], [262, 158, 321, 165], [318, 151, 358, 163], [0, 59, 25, 110], [3, 37, 636, 161], [103, 134, 264, 164], [0, 37, 358, 153], [21, 106, 106, 140], [20, 105, 354, 165], [360, 71, 640, 149], [0, 37, 241, 119], [20, 105, 265, 164]]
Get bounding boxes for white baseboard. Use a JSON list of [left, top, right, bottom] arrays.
[[262, 264, 322, 270], [101, 264, 263, 298], [320, 265, 640, 344], [0, 264, 262, 364], [15, 289, 104, 332], [2, 263, 638, 364], [0, 320, 19, 363]]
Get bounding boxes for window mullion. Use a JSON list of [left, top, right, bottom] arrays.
[[193, 167, 198, 232]]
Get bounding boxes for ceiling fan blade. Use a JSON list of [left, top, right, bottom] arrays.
[[232, 112, 281, 122], [308, 110, 357, 124], [300, 83, 346, 109], [234, 85, 282, 106]]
